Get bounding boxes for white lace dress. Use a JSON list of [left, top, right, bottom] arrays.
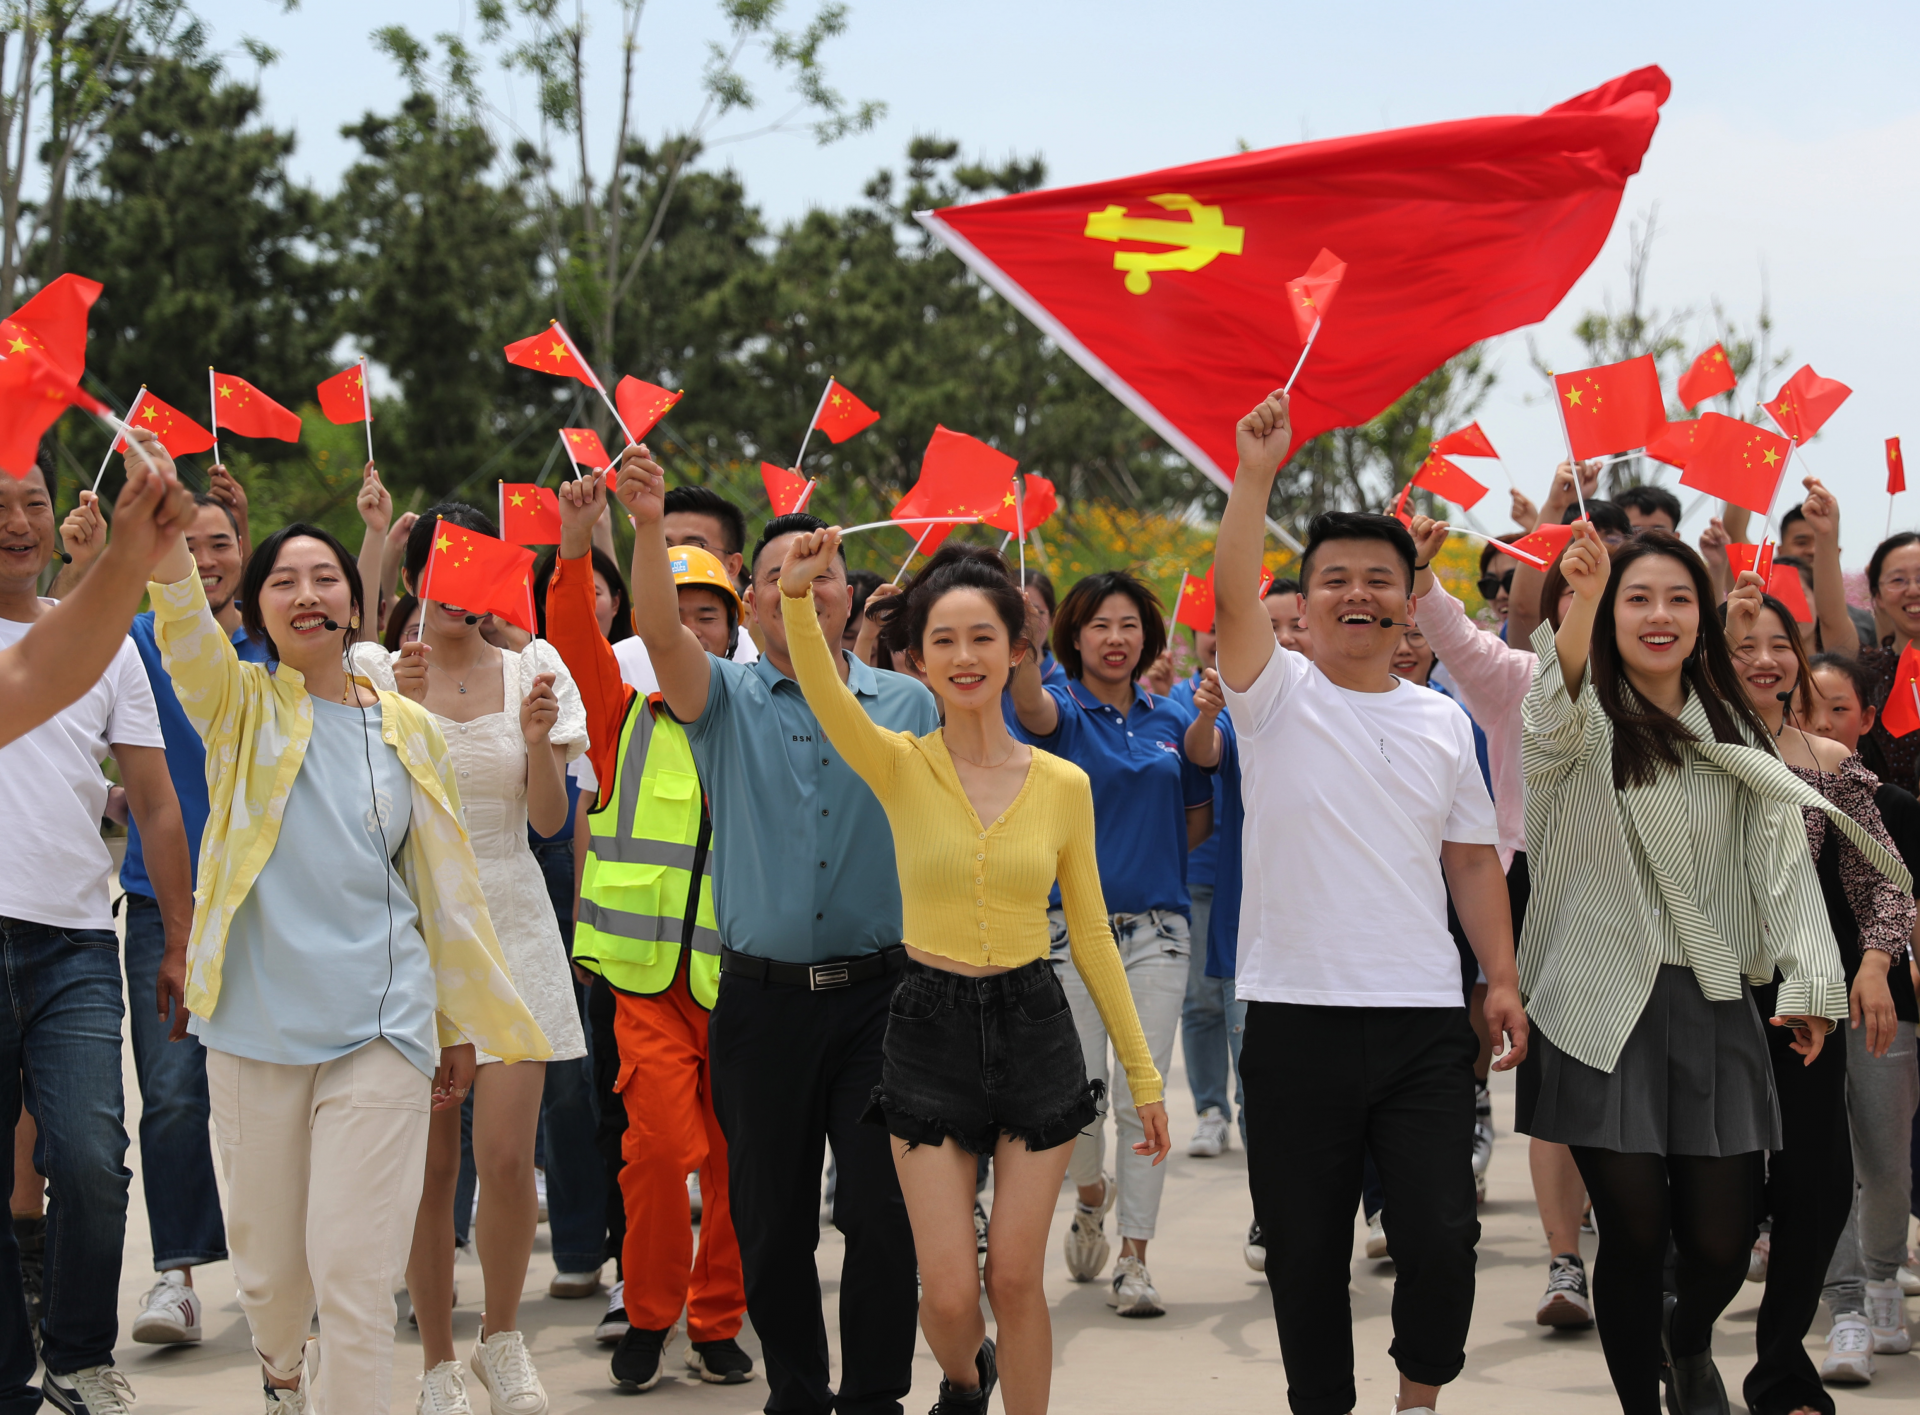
[[352, 640, 589, 1063]]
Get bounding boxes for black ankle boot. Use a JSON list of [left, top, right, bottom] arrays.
[[929, 1337, 997, 1415], [1659, 1292, 1730, 1415]]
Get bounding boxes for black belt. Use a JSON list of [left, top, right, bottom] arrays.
[[720, 945, 905, 992]]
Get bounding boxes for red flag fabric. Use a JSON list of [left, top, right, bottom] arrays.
[[983, 473, 1059, 533], [1879, 643, 1920, 739], [761, 462, 810, 516], [1890, 437, 1906, 496], [115, 391, 214, 456], [1284, 248, 1346, 343], [1676, 343, 1737, 409], [1554, 354, 1666, 460], [0, 335, 100, 477], [891, 427, 1012, 554], [614, 377, 682, 442], [1257, 568, 1275, 600], [499, 484, 562, 545], [560, 427, 611, 470], [1432, 422, 1499, 460], [504, 325, 593, 384], [1764, 364, 1851, 444], [1677, 413, 1793, 517], [1391, 481, 1412, 527], [1410, 452, 1488, 510], [421, 521, 538, 634], [210, 372, 301, 442], [1491, 522, 1576, 570], [814, 379, 881, 443], [7, 273, 101, 381], [1725, 543, 1812, 627], [1645, 418, 1702, 470], [917, 67, 1668, 496], [316, 365, 368, 425], [1175, 565, 1216, 632]]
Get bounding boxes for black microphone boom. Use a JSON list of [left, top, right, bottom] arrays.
[[321, 619, 342, 632], [464, 614, 480, 625], [1776, 689, 1796, 702]]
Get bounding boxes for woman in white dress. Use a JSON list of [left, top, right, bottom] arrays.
[[354, 503, 589, 1415]]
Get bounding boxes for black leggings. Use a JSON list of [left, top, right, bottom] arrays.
[[1571, 1147, 1764, 1415]]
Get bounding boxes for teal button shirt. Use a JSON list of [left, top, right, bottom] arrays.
[[683, 649, 940, 962]]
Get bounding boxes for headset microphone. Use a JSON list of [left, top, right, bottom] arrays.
[[1776, 689, 1796, 702], [1376, 617, 1403, 629], [321, 619, 342, 632], [464, 614, 480, 625], [55, 550, 72, 564]]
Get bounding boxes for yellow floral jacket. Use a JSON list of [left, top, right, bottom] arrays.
[[151, 573, 551, 1062]]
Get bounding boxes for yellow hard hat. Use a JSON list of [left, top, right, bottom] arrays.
[[668, 545, 743, 616]]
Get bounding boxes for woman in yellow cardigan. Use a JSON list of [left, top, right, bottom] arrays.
[[778, 528, 1167, 1415]]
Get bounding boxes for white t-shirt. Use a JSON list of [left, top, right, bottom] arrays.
[[1224, 643, 1498, 1009], [0, 607, 165, 929], [614, 630, 758, 694]]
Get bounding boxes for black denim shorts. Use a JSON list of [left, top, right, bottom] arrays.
[[864, 955, 1101, 1154]]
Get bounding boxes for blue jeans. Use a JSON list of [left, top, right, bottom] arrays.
[[531, 837, 608, 1273], [1179, 885, 1246, 1137], [0, 916, 132, 1404], [122, 893, 227, 1271]]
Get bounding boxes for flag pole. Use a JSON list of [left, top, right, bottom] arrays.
[[892, 523, 936, 585], [1282, 319, 1320, 395], [1551, 388, 1589, 522], [1014, 474, 1026, 584], [207, 367, 222, 466], [359, 355, 375, 466], [839, 515, 980, 539], [1173, 570, 1189, 631], [95, 387, 147, 493], [557, 430, 583, 480], [549, 321, 636, 447], [795, 478, 817, 514], [795, 381, 834, 471]]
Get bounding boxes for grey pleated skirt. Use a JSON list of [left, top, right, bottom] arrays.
[[1516, 964, 1781, 1155]]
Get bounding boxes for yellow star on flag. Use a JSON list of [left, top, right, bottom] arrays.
[[436, 535, 452, 553], [141, 404, 158, 421], [218, 383, 234, 398], [509, 492, 526, 507], [1564, 388, 1582, 407], [6, 337, 26, 354], [1761, 446, 1780, 467], [547, 342, 566, 361]]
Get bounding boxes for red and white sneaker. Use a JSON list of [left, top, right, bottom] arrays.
[[131, 1270, 202, 1345]]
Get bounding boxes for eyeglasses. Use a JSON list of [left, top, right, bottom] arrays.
[[1881, 574, 1920, 594], [1476, 570, 1515, 600]]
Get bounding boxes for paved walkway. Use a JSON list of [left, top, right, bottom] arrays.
[[105, 1040, 1918, 1413]]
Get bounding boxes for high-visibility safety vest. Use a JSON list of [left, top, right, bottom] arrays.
[[574, 693, 721, 1008]]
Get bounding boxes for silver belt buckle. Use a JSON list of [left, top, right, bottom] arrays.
[[808, 963, 851, 991]]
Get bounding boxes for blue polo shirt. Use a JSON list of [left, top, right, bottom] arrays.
[[683, 650, 940, 963], [1000, 652, 1065, 731], [1015, 678, 1213, 918], [121, 609, 273, 900], [1168, 672, 1220, 887]]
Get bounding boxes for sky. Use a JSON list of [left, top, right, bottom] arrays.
[[190, 0, 1920, 560]]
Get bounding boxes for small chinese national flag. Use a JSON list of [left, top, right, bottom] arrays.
[[421, 521, 538, 635], [1391, 482, 1412, 527], [211, 372, 301, 442], [1889, 437, 1906, 496], [1676, 343, 1737, 409], [560, 427, 611, 471], [1880, 643, 1920, 739], [7, 273, 101, 382], [891, 426, 1012, 554], [983, 473, 1059, 534], [1677, 413, 1793, 517], [115, 390, 214, 456], [1284, 248, 1346, 344], [615, 376, 682, 441], [504, 325, 593, 384], [1726, 542, 1775, 583], [1645, 418, 1702, 470], [1763, 364, 1850, 444], [499, 483, 562, 546], [1553, 355, 1666, 460], [814, 378, 881, 443], [317, 365, 368, 425], [761, 462, 810, 516], [1410, 452, 1488, 510], [1431, 422, 1499, 460], [1728, 543, 1811, 624], [1175, 565, 1216, 633], [1491, 522, 1576, 570]]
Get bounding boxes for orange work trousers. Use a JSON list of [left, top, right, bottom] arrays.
[[613, 977, 744, 1340]]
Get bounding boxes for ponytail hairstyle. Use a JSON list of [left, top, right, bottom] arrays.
[[1588, 532, 1774, 789], [868, 543, 1029, 675]]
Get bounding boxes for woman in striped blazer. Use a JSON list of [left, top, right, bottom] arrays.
[[1514, 527, 1907, 1415]]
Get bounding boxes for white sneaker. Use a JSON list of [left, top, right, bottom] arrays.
[[131, 1268, 203, 1344], [1187, 1107, 1229, 1158], [1365, 1214, 1390, 1261], [1244, 1221, 1266, 1273], [418, 1359, 472, 1414], [1063, 1173, 1114, 1282], [534, 1169, 548, 1224], [594, 1281, 630, 1345], [469, 1328, 549, 1414], [1865, 1277, 1912, 1354], [42, 1366, 135, 1415], [264, 1381, 308, 1413], [1901, 1252, 1920, 1297], [1746, 1230, 1770, 1283], [1106, 1254, 1164, 1317], [1535, 1254, 1594, 1328], [549, 1266, 603, 1299], [1821, 1314, 1874, 1384], [689, 1171, 702, 1221]]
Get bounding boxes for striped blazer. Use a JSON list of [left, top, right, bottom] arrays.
[[1518, 624, 1909, 1073]]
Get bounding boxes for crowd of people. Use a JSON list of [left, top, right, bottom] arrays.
[[0, 387, 1916, 1415]]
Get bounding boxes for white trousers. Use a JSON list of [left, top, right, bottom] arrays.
[[207, 1039, 432, 1415]]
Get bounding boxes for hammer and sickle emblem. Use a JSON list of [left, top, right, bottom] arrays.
[[1083, 194, 1245, 294]]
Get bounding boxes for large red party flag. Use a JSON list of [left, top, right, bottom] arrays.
[[6, 273, 100, 381], [499, 484, 563, 546], [1554, 354, 1666, 460], [917, 67, 1668, 496], [1284, 248, 1346, 343], [210, 372, 301, 441], [983, 473, 1059, 534], [1410, 452, 1488, 510], [421, 521, 538, 634], [1676, 343, 1737, 409], [504, 324, 593, 384], [1678, 413, 1793, 516], [1879, 643, 1920, 739], [891, 426, 1012, 554], [1890, 438, 1906, 496], [1645, 418, 1702, 470], [560, 427, 611, 471], [1175, 565, 1216, 632], [814, 378, 881, 443], [1490, 521, 1576, 570], [761, 462, 810, 515], [316, 365, 368, 425], [1432, 422, 1499, 460], [1764, 364, 1851, 444], [0, 337, 103, 477], [614, 377, 682, 442], [115, 390, 214, 456]]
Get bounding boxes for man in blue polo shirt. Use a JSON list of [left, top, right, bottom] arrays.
[[615, 446, 938, 1415]]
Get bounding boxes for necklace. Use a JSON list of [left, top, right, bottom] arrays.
[[947, 737, 1016, 769]]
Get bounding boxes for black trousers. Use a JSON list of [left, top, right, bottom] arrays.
[[588, 977, 629, 1266], [1745, 999, 1852, 1415], [1243, 1001, 1481, 1415], [709, 968, 917, 1415]]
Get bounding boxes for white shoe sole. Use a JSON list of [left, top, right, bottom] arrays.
[[1365, 1235, 1390, 1261], [1821, 1358, 1873, 1385], [1243, 1246, 1265, 1273], [1869, 1328, 1911, 1355], [683, 1348, 756, 1384], [131, 1312, 202, 1344], [1535, 1294, 1594, 1328]]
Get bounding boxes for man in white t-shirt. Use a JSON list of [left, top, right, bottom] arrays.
[[1213, 390, 1529, 1415], [0, 451, 195, 1411]]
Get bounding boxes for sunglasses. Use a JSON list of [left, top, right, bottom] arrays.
[[1476, 569, 1515, 600]]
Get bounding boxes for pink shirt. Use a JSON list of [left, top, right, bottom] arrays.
[[1415, 582, 1533, 866]]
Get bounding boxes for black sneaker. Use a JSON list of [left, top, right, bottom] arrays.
[[929, 1337, 997, 1415], [610, 1324, 672, 1392], [973, 1201, 990, 1271], [1244, 1221, 1266, 1273], [685, 1336, 755, 1384], [14, 1214, 43, 1351]]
